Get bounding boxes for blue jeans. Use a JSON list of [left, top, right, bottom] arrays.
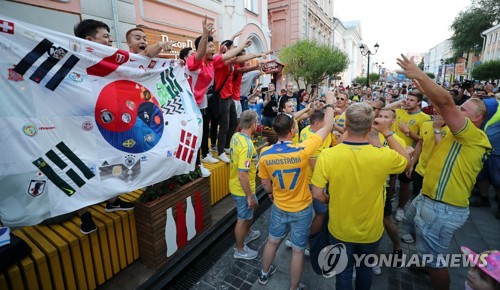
[[402, 194, 469, 268], [261, 115, 274, 127], [268, 204, 313, 250], [328, 233, 381, 290], [232, 194, 258, 220]]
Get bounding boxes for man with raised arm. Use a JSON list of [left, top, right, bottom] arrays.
[[397, 55, 491, 290]]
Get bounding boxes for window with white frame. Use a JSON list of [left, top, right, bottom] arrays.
[[244, 0, 258, 14]]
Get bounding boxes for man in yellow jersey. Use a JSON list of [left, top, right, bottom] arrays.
[[312, 103, 409, 290], [368, 107, 407, 273], [229, 110, 260, 260], [257, 92, 335, 289], [333, 91, 350, 134], [397, 55, 492, 290], [386, 90, 431, 222], [279, 100, 311, 144]]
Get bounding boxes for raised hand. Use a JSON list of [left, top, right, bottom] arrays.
[[396, 54, 425, 80], [202, 15, 214, 36]]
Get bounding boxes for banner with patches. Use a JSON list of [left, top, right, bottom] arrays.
[[0, 16, 202, 226]]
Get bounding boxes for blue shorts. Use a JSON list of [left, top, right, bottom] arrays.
[[231, 194, 258, 220], [476, 155, 500, 186], [268, 204, 313, 251], [405, 194, 469, 268]]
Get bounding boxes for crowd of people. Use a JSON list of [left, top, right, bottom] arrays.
[[71, 16, 500, 290]]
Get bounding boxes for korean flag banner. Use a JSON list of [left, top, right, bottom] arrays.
[[0, 16, 202, 226]]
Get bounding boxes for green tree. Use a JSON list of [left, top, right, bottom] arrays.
[[352, 76, 366, 86], [471, 60, 500, 81], [352, 74, 379, 86], [425, 72, 436, 79], [279, 39, 349, 89], [450, 0, 499, 60]]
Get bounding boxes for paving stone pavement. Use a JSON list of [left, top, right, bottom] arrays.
[[191, 191, 500, 290]]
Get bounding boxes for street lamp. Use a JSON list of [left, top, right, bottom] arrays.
[[440, 58, 445, 85], [360, 43, 379, 87], [375, 61, 384, 85]]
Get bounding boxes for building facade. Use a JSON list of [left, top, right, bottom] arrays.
[[481, 23, 500, 62], [3, 0, 270, 59]]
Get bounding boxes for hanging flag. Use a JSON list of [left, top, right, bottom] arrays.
[[0, 15, 202, 226]]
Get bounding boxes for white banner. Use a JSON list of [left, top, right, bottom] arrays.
[[0, 16, 202, 226]]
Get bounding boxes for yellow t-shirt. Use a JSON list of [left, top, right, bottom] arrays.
[[292, 119, 299, 145], [258, 134, 322, 212], [422, 119, 491, 207], [300, 125, 332, 182], [415, 121, 450, 176], [378, 132, 407, 148], [311, 142, 407, 243], [229, 132, 258, 196], [337, 112, 346, 129], [393, 109, 431, 147]]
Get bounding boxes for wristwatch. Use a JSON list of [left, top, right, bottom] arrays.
[[434, 129, 442, 134], [324, 104, 334, 110]]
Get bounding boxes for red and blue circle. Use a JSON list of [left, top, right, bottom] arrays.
[[95, 80, 163, 153]]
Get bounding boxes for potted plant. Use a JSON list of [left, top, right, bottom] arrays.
[[134, 168, 212, 269]]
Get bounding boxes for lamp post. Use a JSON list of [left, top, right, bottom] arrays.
[[375, 62, 384, 85], [440, 58, 445, 85], [360, 43, 379, 87]]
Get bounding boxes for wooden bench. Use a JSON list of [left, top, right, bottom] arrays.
[[0, 193, 139, 290]]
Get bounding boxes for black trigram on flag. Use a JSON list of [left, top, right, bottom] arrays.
[[32, 142, 95, 197], [14, 38, 80, 91]]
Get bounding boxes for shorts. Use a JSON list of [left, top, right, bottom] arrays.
[[310, 185, 327, 214], [398, 172, 411, 183], [405, 194, 469, 268], [234, 100, 242, 118], [231, 194, 258, 220], [268, 204, 313, 250], [476, 155, 500, 186]]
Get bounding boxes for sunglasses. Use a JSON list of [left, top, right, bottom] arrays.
[[336, 97, 346, 101]]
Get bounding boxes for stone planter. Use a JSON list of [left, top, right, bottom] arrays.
[[134, 177, 212, 269]]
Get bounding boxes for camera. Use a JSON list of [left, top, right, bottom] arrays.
[[461, 80, 472, 89]]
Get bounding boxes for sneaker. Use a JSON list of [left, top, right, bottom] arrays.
[[105, 198, 134, 212], [201, 153, 219, 164], [372, 265, 382, 275], [233, 245, 258, 260], [244, 229, 261, 244], [401, 233, 414, 244], [199, 164, 211, 178], [285, 239, 292, 248], [393, 250, 404, 268], [80, 211, 97, 234], [209, 145, 217, 153], [296, 282, 306, 290], [218, 152, 230, 163], [258, 265, 277, 285], [224, 148, 230, 154], [304, 247, 310, 257], [395, 208, 405, 222]]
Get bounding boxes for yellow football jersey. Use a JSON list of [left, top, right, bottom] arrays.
[[292, 119, 299, 145], [300, 125, 332, 182], [415, 121, 450, 176], [337, 112, 346, 129], [229, 132, 258, 197], [393, 109, 431, 147], [258, 134, 322, 212], [422, 119, 491, 207], [312, 142, 407, 243], [378, 132, 407, 148]]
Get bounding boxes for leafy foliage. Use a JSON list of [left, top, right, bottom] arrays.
[[471, 60, 500, 81], [450, 0, 499, 57], [279, 39, 349, 89], [139, 169, 201, 202], [353, 73, 380, 86], [425, 72, 436, 79]]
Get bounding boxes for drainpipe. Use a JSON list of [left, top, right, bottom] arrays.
[[111, 0, 121, 47], [305, 0, 308, 38]]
